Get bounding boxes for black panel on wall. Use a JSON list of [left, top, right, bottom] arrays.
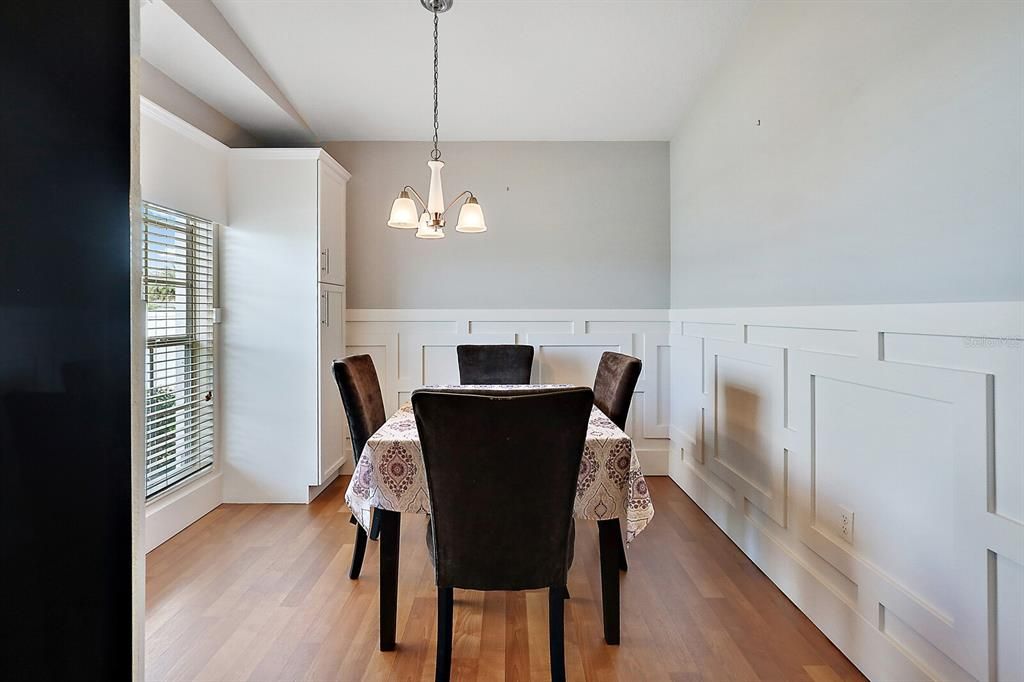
[[0, 1, 131, 678]]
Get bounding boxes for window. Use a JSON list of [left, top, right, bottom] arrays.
[[143, 202, 215, 498]]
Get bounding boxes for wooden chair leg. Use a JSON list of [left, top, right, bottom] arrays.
[[436, 587, 454, 682], [599, 518, 628, 571], [598, 519, 621, 645], [369, 506, 382, 541], [348, 523, 368, 580], [549, 586, 566, 682], [379, 510, 401, 651]]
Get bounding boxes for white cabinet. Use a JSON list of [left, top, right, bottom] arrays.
[[222, 148, 351, 503], [318, 160, 346, 285], [318, 283, 346, 484]]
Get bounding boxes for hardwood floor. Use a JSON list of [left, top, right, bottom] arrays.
[[146, 477, 866, 681]]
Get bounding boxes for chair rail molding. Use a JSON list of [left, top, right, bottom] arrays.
[[345, 309, 672, 475], [668, 301, 1024, 682]]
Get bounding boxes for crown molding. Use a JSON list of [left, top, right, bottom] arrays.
[[140, 97, 228, 153], [228, 148, 351, 180]]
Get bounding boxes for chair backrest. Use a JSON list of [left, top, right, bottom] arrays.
[[412, 387, 593, 591], [593, 351, 642, 430], [332, 355, 386, 465], [456, 344, 534, 385]]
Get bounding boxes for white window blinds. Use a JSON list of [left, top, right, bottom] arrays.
[[143, 202, 216, 498]]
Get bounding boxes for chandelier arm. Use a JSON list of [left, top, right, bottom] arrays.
[[442, 190, 474, 216], [402, 185, 428, 210]]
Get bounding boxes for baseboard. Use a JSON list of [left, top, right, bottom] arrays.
[[145, 472, 222, 552], [635, 446, 668, 475], [307, 464, 342, 503]]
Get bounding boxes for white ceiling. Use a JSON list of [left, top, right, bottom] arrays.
[[148, 0, 754, 142], [141, 0, 313, 143]]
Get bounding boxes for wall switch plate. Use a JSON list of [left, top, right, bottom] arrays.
[[839, 506, 854, 543]]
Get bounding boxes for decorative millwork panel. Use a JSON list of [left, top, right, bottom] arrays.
[[883, 331, 1024, 528], [346, 310, 672, 475], [643, 333, 671, 440], [404, 332, 515, 386], [670, 333, 705, 459], [705, 340, 787, 527], [345, 332, 399, 413], [527, 332, 633, 385], [669, 303, 1023, 682], [789, 352, 992, 680]]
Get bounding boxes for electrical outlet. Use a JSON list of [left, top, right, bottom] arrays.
[[839, 506, 854, 543]]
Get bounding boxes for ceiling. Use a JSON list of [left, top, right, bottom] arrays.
[[140, 0, 306, 143], [143, 0, 753, 143]]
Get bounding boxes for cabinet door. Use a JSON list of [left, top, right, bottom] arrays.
[[317, 161, 346, 285], [317, 284, 346, 485]]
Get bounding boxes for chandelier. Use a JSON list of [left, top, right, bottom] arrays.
[[386, 0, 487, 239]]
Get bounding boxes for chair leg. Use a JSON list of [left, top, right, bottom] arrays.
[[369, 506, 382, 541], [436, 587, 454, 682], [599, 518, 628, 571], [548, 587, 566, 682], [348, 523, 368, 580], [379, 510, 401, 652], [598, 520, 621, 645]]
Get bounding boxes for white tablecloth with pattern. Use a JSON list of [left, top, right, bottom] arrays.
[[344, 385, 655, 543]]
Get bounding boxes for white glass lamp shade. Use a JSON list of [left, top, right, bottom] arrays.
[[415, 212, 445, 239], [455, 196, 487, 233], [387, 191, 419, 228]]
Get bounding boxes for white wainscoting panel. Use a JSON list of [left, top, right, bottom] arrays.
[[346, 310, 671, 474], [670, 302, 1024, 682], [707, 340, 787, 526]]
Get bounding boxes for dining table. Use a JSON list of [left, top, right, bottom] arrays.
[[344, 384, 655, 650]]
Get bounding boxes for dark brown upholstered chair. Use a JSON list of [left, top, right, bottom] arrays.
[[412, 387, 593, 682], [456, 344, 534, 384], [594, 351, 642, 430], [593, 351, 642, 576], [332, 354, 387, 579]]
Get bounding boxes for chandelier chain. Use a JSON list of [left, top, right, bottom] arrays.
[[431, 10, 441, 162]]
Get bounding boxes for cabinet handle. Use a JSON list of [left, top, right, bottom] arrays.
[[321, 293, 328, 327], [325, 247, 330, 274]]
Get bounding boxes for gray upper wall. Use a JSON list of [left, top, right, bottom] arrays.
[[670, 1, 1024, 308], [326, 141, 669, 309]]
